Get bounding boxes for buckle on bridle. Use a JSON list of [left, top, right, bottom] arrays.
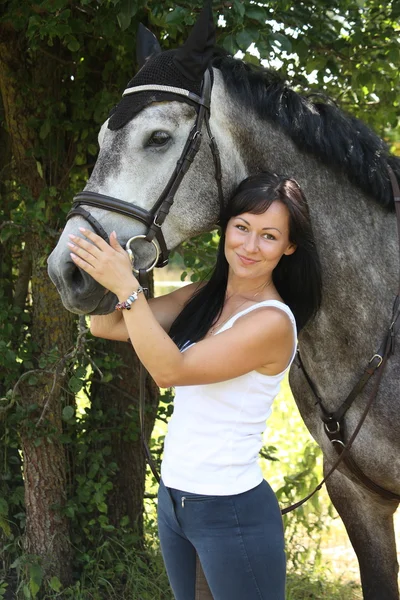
[[153, 214, 163, 228], [125, 235, 160, 274], [369, 353, 383, 368]]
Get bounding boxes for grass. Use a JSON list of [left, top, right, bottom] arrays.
[[286, 572, 362, 599]]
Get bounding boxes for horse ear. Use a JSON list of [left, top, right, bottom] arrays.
[[136, 23, 162, 68], [174, 1, 215, 82]]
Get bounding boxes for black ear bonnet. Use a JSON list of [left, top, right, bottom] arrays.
[[108, 51, 213, 131], [108, 2, 215, 131]]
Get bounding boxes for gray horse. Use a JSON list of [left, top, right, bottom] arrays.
[[48, 6, 400, 599]]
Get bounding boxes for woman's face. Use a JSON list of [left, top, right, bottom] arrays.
[[224, 201, 297, 282]]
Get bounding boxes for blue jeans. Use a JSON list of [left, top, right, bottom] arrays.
[[157, 479, 286, 600]]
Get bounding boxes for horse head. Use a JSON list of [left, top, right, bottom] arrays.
[[48, 4, 236, 315]]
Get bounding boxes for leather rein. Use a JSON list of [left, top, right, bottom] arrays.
[[66, 69, 400, 512]]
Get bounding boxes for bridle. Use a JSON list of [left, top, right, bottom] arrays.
[[66, 69, 224, 276], [66, 67, 224, 482], [66, 68, 400, 510]]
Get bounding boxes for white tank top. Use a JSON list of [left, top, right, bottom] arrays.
[[161, 300, 297, 495]]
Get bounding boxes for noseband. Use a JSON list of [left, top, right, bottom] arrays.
[[66, 69, 223, 272]]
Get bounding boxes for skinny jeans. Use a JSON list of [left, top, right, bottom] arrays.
[[157, 478, 286, 600]]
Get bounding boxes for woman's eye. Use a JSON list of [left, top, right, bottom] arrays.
[[263, 233, 276, 240], [147, 131, 171, 147], [235, 225, 247, 231]]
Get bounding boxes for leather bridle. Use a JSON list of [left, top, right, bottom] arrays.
[[66, 68, 400, 509], [66, 69, 224, 275], [66, 68, 223, 482]]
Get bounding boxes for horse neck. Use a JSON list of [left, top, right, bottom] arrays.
[[213, 76, 399, 359]]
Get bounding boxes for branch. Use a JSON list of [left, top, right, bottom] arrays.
[[0, 368, 54, 418], [13, 244, 32, 313], [0, 220, 22, 232]]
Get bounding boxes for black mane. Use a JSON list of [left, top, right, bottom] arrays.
[[211, 53, 399, 210]]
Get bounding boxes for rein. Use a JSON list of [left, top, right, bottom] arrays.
[[281, 167, 400, 514]]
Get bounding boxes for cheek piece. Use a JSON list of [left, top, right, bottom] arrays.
[[66, 69, 224, 273]]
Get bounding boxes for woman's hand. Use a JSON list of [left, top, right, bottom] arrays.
[[68, 228, 139, 298]]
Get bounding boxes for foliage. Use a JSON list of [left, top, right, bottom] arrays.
[[0, 0, 398, 595]]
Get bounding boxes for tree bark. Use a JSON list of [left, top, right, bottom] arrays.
[[91, 276, 160, 543], [0, 26, 76, 583], [18, 233, 76, 582]]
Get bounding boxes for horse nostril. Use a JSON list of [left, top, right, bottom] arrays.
[[64, 259, 95, 294], [71, 264, 84, 289]]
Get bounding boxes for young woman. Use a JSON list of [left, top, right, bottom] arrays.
[[68, 171, 322, 600]]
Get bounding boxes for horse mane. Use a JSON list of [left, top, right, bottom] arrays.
[[211, 52, 400, 211]]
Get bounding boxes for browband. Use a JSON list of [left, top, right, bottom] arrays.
[[122, 84, 209, 108]]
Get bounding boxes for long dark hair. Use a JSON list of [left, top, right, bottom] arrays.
[[169, 172, 322, 348]]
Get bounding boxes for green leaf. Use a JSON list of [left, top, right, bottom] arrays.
[[39, 119, 51, 140], [36, 161, 43, 178], [0, 498, 8, 515], [87, 143, 98, 156], [98, 502, 108, 513], [49, 577, 62, 592], [67, 37, 80, 52], [271, 32, 292, 53], [0, 516, 11, 537], [29, 564, 42, 598], [244, 52, 260, 66], [23, 584, 31, 600], [117, 0, 138, 31], [388, 48, 400, 64], [62, 405, 75, 421], [165, 6, 186, 26], [236, 29, 258, 51], [233, 0, 245, 18], [246, 6, 267, 24], [68, 376, 83, 393], [222, 33, 239, 55]]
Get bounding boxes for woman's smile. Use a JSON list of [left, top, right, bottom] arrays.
[[236, 253, 260, 265]]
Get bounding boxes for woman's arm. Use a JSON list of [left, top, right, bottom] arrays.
[[69, 229, 294, 387], [119, 297, 294, 387], [90, 282, 203, 342]]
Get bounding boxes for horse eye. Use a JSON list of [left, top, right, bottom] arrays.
[[147, 131, 171, 147]]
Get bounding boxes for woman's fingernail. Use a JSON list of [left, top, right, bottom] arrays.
[[68, 234, 76, 240], [70, 252, 77, 259], [67, 242, 75, 248], [79, 227, 86, 233]]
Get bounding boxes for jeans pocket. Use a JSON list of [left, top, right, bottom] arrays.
[[180, 494, 219, 508]]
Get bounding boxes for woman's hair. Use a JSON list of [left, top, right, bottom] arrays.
[[169, 171, 322, 348]]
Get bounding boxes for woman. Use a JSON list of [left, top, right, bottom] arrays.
[[68, 172, 322, 600]]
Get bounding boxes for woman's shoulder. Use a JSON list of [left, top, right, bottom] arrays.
[[225, 300, 296, 349]]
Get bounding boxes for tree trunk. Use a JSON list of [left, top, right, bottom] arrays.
[[19, 234, 76, 583], [91, 275, 160, 543], [0, 27, 76, 584], [0, 90, 24, 586]]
